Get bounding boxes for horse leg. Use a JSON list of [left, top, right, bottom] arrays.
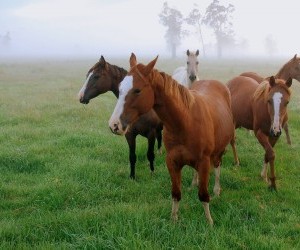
[[213, 155, 222, 196], [147, 130, 156, 174], [283, 122, 291, 145], [166, 152, 182, 221], [125, 133, 137, 179], [230, 130, 240, 166], [255, 130, 277, 190], [156, 125, 163, 154], [191, 171, 199, 187], [197, 155, 213, 225]]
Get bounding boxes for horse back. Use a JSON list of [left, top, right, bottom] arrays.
[[227, 76, 259, 129], [240, 72, 264, 83]]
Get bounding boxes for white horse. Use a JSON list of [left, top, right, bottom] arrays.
[[172, 49, 200, 88]]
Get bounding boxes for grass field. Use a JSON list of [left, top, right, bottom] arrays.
[[0, 56, 300, 249]]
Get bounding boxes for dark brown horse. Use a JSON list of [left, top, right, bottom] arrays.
[[78, 56, 163, 179], [240, 54, 300, 145], [109, 53, 235, 224], [227, 76, 292, 190]]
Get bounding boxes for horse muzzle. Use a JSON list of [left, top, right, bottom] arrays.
[[189, 74, 197, 82], [109, 121, 128, 136], [269, 128, 282, 137], [79, 97, 90, 104]]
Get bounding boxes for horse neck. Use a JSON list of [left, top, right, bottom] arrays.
[[275, 62, 292, 80], [151, 70, 194, 130], [109, 64, 128, 97]]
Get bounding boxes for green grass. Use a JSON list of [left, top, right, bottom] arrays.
[[0, 57, 300, 249]]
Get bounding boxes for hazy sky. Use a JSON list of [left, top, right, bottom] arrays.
[[0, 0, 299, 58]]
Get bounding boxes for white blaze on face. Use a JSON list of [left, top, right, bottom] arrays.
[[78, 72, 93, 100], [272, 92, 283, 132], [109, 76, 133, 133]]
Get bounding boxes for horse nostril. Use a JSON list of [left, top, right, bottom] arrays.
[[189, 75, 196, 81]]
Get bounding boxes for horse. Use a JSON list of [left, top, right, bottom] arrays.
[[78, 55, 163, 179], [109, 53, 235, 224], [172, 49, 200, 88], [227, 75, 292, 190], [240, 54, 300, 145]]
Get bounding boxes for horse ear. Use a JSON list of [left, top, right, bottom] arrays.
[[99, 55, 106, 63], [130, 53, 137, 68], [141, 55, 158, 76], [196, 50, 199, 56], [293, 54, 297, 60], [186, 50, 190, 56], [99, 55, 108, 69], [269, 76, 276, 87], [286, 77, 293, 88]]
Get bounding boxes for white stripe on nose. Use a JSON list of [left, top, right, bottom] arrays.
[[109, 76, 133, 133], [78, 72, 93, 100], [272, 92, 283, 133]]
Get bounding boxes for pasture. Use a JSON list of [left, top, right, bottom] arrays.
[[0, 56, 300, 249]]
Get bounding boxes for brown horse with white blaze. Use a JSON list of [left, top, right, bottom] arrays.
[[240, 54, 300, 145], [109, 53, 235, 224], [227, 76, 292, 190]]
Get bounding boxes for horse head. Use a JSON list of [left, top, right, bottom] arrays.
[[109, 53, 157, 135], [267, 76, 292, 137], [78, 56, 114, 104], [186, 49, 199, 82], [289, 54, 300, 82]]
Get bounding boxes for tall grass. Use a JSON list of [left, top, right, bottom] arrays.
[[0, 57, 299, 249]]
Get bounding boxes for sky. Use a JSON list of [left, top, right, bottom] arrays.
[[0, 0, 299, 59]]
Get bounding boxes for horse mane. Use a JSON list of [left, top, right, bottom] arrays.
[[87, 61, 127, 81], [157, 70, 195, 109], [253, 79, 291, 102]]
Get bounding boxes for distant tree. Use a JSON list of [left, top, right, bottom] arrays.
[[265, 34, 277, 57], [159, 2, 187, 58], [202, 0, 235, 58], [185, 4, 206, 57]]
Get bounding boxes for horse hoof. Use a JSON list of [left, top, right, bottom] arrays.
[[268, 185, 277, 192]]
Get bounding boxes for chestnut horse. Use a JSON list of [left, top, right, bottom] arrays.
[[240, 54, 300, 145], [227, 76, 292, 190], [109, 53, 235, 224], [78, 56, 163, 179], [172, 49, 200, 88]]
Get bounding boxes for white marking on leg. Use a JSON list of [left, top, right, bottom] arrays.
[[272, 92, 283, 134], [191, 171, 199, 187], [213, 165, 221, 196], [172, 198, 179, 221], [78, 72, 93, 100], [261, 162, 268, 183], [202, 202, 213, 225], [109, 76, 133, 132]]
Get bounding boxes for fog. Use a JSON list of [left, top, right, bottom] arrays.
[[0, 0, 299, 59]]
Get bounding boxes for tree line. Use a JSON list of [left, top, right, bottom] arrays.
[[159, 0, 235, 58]]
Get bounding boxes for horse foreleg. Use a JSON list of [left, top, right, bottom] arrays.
[[156, 125, 163, 154], [166, 152, 182, 222], [230, 132, 240, 166], [261, 161, 268, 183], [125, 133, 137, 179], [283, 123, 291, 145], [255, 130, 277, 190], [147, 131, 156, 174], [197, 156, 213, 225]]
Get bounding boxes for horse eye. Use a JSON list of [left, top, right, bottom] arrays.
[[187, 62, 190, 65], [94, 75, 99, 79], [133, 89, 141, 94], [196, 61, 199, 65]]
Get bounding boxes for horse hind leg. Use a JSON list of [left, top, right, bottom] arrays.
[[283, 123, 291, 145], [230, 131, 240, 166], [156, 125, 163, 154]]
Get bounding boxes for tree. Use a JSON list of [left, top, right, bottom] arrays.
[[159, 2, 186, 58], [265, 34, 277, 57], [202, 0, 235, 58], [185, 4, 206, 57]]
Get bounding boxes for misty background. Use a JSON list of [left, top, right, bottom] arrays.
[[0, 0, 299, 59]]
